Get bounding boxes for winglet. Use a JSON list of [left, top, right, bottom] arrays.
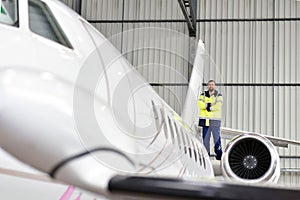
[[181, 40, 205, 130]]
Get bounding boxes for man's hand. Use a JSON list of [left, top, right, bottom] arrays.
[[206, 103, 212, 112]]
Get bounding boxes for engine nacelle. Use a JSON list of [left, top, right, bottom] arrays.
[[221, 133, 280, 184]]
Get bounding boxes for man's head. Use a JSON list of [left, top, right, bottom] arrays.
[[207, 80, 216, 92]]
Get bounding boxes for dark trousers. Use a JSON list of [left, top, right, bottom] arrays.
[[202, 126, 222, 160]]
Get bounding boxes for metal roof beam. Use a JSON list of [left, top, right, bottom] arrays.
[[75, 0, 82, 15], [177, 0, 197, 37]]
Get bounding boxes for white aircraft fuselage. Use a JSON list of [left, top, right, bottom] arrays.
[[0, 0, 213, 197]]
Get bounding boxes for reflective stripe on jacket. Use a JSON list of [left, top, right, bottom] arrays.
[[198, 90, 223, 120]]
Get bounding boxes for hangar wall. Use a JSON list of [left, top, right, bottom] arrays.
[[196, 0, 300, 185], [62, 0, 192, 114], [61, 0, 300, 185]]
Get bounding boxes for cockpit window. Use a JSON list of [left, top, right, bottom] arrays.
[[0, 0, 18, 26], [29, 0, 72, 49]]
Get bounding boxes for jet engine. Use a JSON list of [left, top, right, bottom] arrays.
[[221, 133, 280, 184]]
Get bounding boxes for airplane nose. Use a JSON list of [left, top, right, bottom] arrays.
[[0, 66, 137, 180], [0, 67, 85, 172], [0, 67, 138, 194]]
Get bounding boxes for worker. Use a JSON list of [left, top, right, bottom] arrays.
[[198, 80, 223, 160]]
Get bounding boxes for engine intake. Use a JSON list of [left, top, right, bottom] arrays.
[[221, 133, 280, 184]]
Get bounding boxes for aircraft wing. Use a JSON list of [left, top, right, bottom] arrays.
[[108, 175, 300, 200], [1, 169, 299, 200], [221, 127, 300, 148]]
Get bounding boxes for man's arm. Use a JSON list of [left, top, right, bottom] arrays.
[[198, 93, 206, 110], [211, 94, 223, 111]]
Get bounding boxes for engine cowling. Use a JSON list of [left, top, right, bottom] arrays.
[[221, 133, 280, 184]]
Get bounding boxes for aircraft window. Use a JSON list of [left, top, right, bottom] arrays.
[[163, 113, 168, 140], [196, 144, 203, 167], [181, 128, 192, 158], [179, 127, 187, 154], [0, 0, 18, 26], [200, 148, 206, 169], [185, 135, 192, 159], [174, 123, 182, 150], [28, 0, 72, 48], [192, 141, 198, 162], [167, 116, 175, 144]]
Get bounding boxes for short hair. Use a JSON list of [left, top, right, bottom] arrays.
[[208, 80, 215, 84]]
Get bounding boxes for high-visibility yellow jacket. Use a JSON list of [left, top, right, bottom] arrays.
[[198, 90, 223, 121]]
